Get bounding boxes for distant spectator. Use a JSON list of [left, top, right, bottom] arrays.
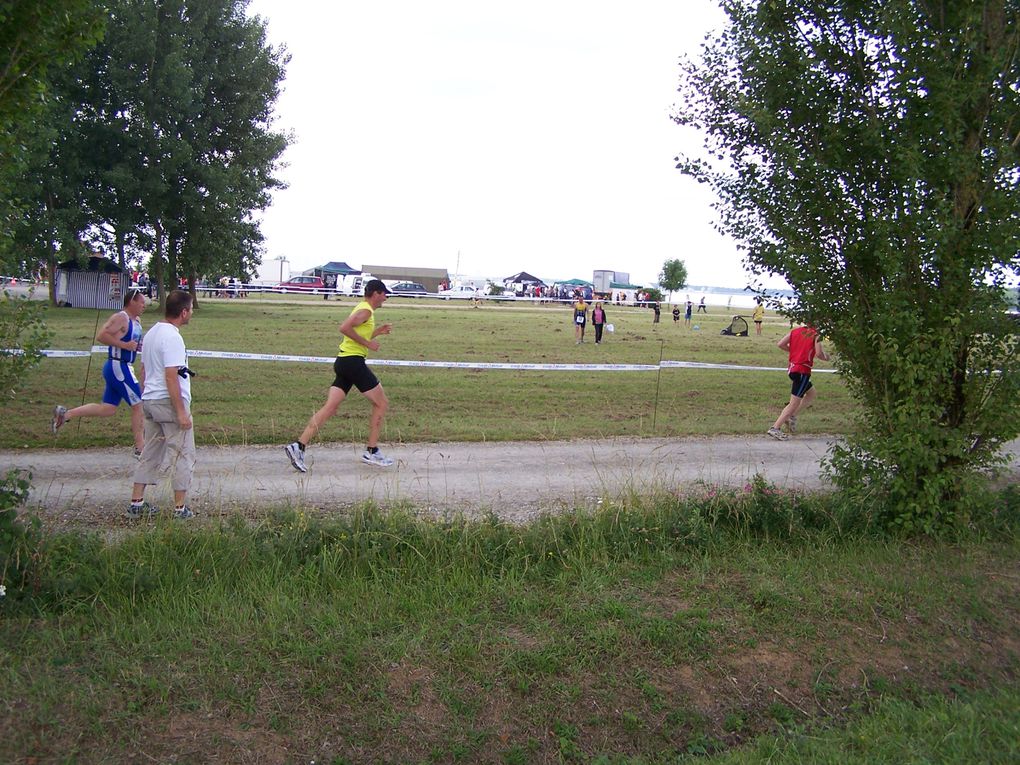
[[698, 296, 707, 313], [685, 299, 693, 328], [753, 298, 765, 336], [672, 305, 680, 324]]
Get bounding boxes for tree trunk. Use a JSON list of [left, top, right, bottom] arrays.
[[188, 274, 199, 309], [116, 228, 126, 273], [168, 234, 179, 290], [46, 238, 58, 306], [152, 219, 166, 304]]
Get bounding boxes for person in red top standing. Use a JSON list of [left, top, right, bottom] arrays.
[[767, 325, 830, 440]]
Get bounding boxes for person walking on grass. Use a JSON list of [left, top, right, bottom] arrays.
[[767, 325, 830, 441], [285, 279, 395, 473], [129, 289, 197, 519], [52, 288, 148, 455], [572, 294, 587, 344], [591, 301, 608, 344]]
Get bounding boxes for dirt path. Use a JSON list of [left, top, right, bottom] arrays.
[[5, 436, 1018, 527]]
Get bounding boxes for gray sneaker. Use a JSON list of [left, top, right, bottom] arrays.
[[51, 405, 67, 434], [767, 426, 789, 441], [126, 501, 159, 519], [361, 450, 394, 467], [284, 442, 307, 473], [173, 506, 194, 519]]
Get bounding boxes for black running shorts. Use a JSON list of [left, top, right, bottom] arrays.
[[332, 355, 380, 394], [789, 372, 813, 398]]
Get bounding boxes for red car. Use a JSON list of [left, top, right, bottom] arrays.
[[276, 275, 326, 294]]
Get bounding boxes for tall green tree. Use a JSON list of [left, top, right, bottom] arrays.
[[658, 258, 689, 293], [0, 0, 105, 274], [674, 0, 1019, 531], [0, 0, 104, 133], [10, 0, 289, 302], [171, 0, 289, 293]]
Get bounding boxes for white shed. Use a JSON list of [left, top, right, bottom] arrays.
[[55, 256, 129, 310]]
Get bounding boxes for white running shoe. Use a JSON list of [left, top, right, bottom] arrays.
[[51, 405, 67, 434], [361, 450, 394, 467], [767, 426, 789, 441], [284, 442, 307, 473]]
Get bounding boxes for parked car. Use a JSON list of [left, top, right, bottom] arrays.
[[438, 285, 480, 300], [390, 281, 428, 296], [276, 275, 326, 293]]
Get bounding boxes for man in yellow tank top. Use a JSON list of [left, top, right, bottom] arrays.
[[284, 279, 394, 471]]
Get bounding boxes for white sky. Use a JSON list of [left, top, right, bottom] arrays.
[[246, 0, 768, 289]]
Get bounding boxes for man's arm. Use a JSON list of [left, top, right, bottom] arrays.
[[777, 332, 792, 351], [815, 338, 830, 361], [164, 366, 192, 430], [339, 309, 381, 351], [96, 312, 135, 350]]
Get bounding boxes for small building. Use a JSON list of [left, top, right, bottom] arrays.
[[361, 264, 451, 293], [254, 256, 291, 285], [54, 256, 129, 310], [593, 270, 630, 294]]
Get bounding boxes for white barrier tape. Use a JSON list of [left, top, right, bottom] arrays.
[[373, 359, 658, 372], [188, 349, 332, 364], [190, 286, 605, 304], [187, 348, 656, 371], [661, 360, 838, 374], [27, 346, 838, 374]]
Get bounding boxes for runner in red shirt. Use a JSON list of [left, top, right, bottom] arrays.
[[767, 325, 830, 440]]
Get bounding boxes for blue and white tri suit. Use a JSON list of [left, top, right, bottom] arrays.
[[101, 311, 143, 407]]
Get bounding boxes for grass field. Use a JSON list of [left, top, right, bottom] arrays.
[[1, 491, 1018, 763], [7, 295, 1016, 763], [9, 296, 856, 449]]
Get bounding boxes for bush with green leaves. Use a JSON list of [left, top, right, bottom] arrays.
[[0, 291, 52, 400], [0, 471, 41, 603]]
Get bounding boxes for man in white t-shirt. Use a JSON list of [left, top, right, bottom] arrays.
[[128, 290, 196, 519]]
